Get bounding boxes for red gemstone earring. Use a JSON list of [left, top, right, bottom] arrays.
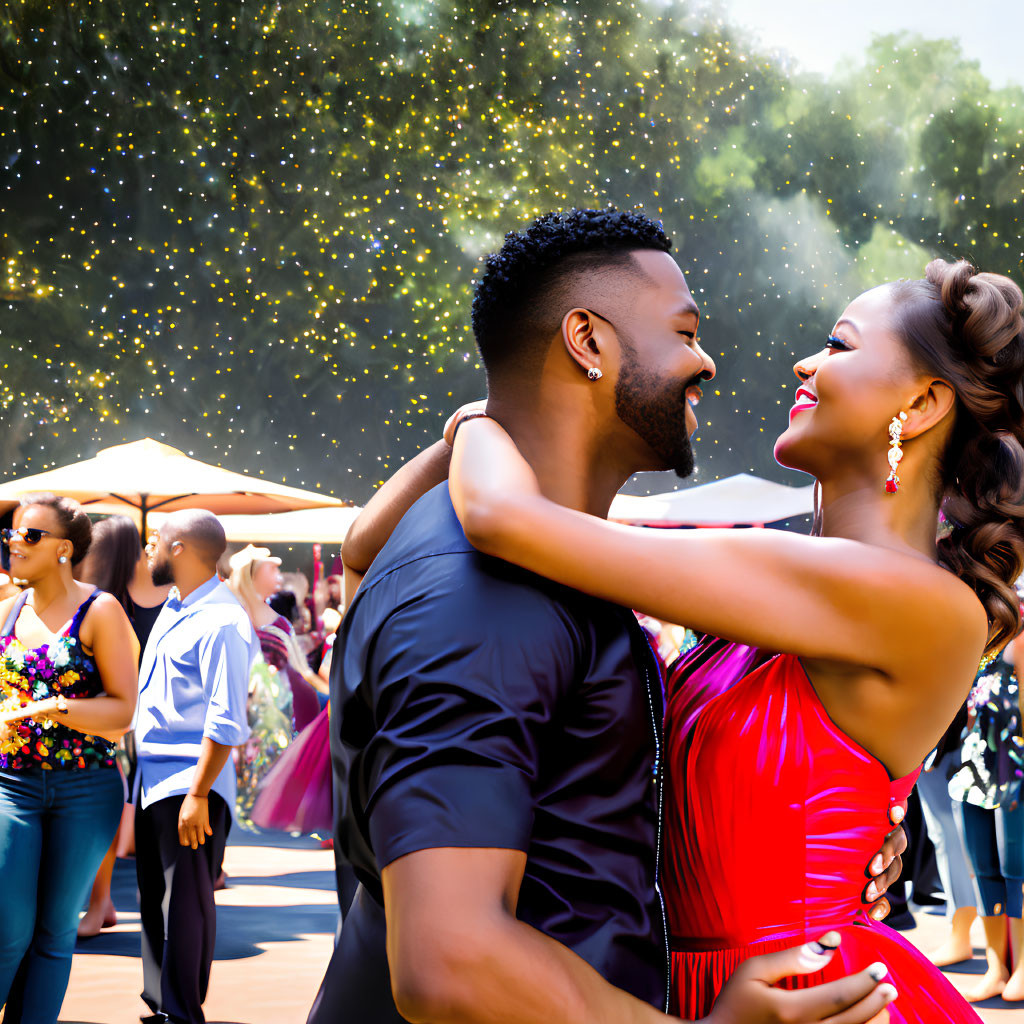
[[886, 412, 908, 493]]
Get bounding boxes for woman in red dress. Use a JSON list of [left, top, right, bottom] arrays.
[[445, 259, 1024, 1021]]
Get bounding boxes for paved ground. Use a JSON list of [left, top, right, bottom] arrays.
[[32, 831, 1020, 1023], [909, 907, 1019, 1023], [57, 831, 337, 1024]]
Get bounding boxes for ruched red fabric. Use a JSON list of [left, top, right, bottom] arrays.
[[663, 639, 980, 1022]]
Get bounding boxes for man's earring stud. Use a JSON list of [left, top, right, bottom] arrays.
[[587, 367, 603, 381]]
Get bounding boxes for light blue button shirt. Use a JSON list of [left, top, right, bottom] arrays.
[[134, 575, 257, 814]]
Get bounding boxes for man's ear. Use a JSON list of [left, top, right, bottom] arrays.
[[561, 307, 609, 380]]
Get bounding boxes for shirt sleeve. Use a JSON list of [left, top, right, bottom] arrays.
[[199, 617, 254, 747], [357, 570, 582, 871]]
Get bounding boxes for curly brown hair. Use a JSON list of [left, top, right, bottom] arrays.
[[891, 259, 1024, 653]]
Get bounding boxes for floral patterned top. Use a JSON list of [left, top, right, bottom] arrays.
[[0, 590, 117, 771], [949, 654, 1024, 809]]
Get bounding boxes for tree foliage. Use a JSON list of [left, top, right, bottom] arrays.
[[0, 2, 1021, 497]]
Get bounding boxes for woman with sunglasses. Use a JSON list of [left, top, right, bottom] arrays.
[[0, 493, 138, 1023]]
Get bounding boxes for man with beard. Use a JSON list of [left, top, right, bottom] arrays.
[[308, 208, 904, 1023], [134, 509, 257, 1024]]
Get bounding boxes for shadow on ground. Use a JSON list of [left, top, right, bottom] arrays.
[[940, 954, 987, 976], [72, 857, 338, 961]]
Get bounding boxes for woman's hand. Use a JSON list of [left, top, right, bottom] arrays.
[[0, 697, 58, 725], [706, 934, 895, 1023], [862, 805, 908, 922]]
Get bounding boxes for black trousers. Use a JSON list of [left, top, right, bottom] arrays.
[[306, 884, 406, 1024], [136, 793, 230, 1024]]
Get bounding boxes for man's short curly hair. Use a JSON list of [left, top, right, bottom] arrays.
[[471, 207, 672, 381]]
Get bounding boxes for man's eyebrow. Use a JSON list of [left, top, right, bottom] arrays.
[[674, 303, 700, 338]]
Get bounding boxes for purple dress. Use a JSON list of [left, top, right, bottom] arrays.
[[257, 615, 320, 731], [251, 704, 331, 834]]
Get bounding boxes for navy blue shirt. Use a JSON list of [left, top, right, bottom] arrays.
[[327, 484, 668, 1016]]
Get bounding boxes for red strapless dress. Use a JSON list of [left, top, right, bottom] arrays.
[[663, 638, 980, 1022]]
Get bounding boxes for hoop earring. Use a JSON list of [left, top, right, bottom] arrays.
[[886, 412, 908, 493], [587, 367, 603, 381]]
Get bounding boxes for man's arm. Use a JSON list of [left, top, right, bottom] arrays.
[[177, 619, 254, 849], [384, 848, 662, 1024], [383, 848, 895, 1024], [178, 736, 232, 849]]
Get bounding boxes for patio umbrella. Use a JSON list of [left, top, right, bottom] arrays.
[[0, 438, 345, 537]]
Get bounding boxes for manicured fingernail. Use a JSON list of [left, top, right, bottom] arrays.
[[870, 905, 887, 920], [810, 931, 841, 953], [870, 855, 884, 875], [798, 932, 842, 970], [878, 983, 898, 1002], [867, 962, 888, 982], [865, 881, 880, 901], [890, 805, 905, 823]]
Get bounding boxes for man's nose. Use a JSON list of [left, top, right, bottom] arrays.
[[696, 344, 716, 381], [794, 351, 825, 382]]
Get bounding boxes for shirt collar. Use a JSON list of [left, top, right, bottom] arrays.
[[167, 574, 220, 610]]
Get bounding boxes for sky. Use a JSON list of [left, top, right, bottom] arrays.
[[713, 0, 1024, 88]]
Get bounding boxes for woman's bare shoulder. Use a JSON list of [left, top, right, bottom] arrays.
[[82, 588, 130, 621], [911, 558, 990, 656]]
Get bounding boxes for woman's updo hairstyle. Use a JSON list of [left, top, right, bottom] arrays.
[[18, 492, 92, 566], [891, 259, 1024, 652]]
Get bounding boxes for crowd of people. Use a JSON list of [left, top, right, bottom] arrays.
[[0, 504, 343, 1023], [0, 206, 1023, 1024]]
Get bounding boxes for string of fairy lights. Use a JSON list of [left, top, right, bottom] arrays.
[[1, 1, 1021, 500]]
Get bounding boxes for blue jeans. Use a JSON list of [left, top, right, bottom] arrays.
[[960, 798, 1024, 918], [0, 767, 124, 1023], [918, 752, 976, 913]]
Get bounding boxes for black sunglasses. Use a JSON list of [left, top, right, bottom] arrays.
[[0, 527, 58, 546]]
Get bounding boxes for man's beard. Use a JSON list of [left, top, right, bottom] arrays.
[[150, 556, 175, 587], [614, 337, 697, 479]]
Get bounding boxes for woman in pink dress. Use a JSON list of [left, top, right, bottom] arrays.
[[442, 258, 1024, 1021]]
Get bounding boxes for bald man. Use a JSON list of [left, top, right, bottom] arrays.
[[134, 510, 258, 1024]]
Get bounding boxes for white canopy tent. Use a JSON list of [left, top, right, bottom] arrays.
[[609, 473, 814, 526], [195, 506, 362, 544]]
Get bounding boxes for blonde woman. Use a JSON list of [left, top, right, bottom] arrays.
[[227, 545, 325, 730]]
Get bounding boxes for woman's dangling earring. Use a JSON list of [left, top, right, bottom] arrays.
[[886, 412, 908, 493], [587, 367, 603, 381]]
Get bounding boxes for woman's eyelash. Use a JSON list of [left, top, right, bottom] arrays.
[[826, 335, 850, 350]]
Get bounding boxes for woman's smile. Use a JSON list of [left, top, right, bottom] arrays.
[[789, 385, 818, 421]]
